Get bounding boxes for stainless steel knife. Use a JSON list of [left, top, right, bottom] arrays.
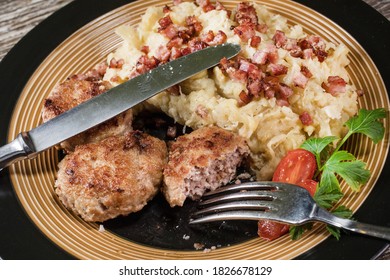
[[0, 43, 241, 170]]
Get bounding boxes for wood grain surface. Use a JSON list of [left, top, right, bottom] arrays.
[[0, 0, 389, 260]]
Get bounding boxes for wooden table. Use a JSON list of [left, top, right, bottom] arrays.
[[0, 0, 389, 260]]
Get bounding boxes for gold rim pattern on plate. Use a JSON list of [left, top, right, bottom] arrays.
[[8, 0, 389, 259]]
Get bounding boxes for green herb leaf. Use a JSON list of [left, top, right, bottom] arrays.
[[288, 109, 386, 240], [318, 168, 340, 192], [301, 136, 338, 156], [345, 108, 386, 143], [325, 206, 353, 240], [323, 151, 370, 192], [290, 223, 313, 240], [314, 187, 343, 208], [326, 225, 341, 240], [301, 136, 338, 171], [332, 205, 353, 219]]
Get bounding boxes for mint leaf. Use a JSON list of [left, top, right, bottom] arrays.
[[345, 108, 386, 144]]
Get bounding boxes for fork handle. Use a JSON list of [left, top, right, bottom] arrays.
[[314, 207, 390, 241]]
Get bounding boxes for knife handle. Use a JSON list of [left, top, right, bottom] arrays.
[[0, 133, 35, 171]]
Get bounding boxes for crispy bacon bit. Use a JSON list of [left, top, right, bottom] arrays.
[[250, 35, 261, 48], [233, 2, 259, 43], [239, 90, 253, 105], [201, 30, 215, 43], [315, 49, 328, 63], [302, 48, 314, 59], [170, 47, 183, 60], [239, 59, 259, 75], [234, 23, 256, 42], [256, 23, 268, 33], [220, 57, 248, 82], [135, 55, 159, 75], [273, 30, 287, 48], [188, 38, 208, 52], [300, 65, 312, 78], [263, 76, 278, 99], [298, 35, 328, 62], [226, 68, 247, 82], [164, 25, 179, 39], [247, 77, 262, 96], [167, 85, 181, 96], [293, 71, 309, 88], [235, 2, 258, 26], [252, 44, 278, 65], [158, 15, 173, 29], [300, 111, 313, 125], [252, 49, 268, 65], [262, 77, 293, 106], [200, 30, 227, 46], [141, 45, 150, 54], [158, 16, 178, 39], [155, 45, 171, 63], [186, 15, 203, 36], [167, 37, 183, 49], [266, 63, 288, 76], [181, 47, 192, 56], [213, 30, 228, 45], [293, 66, 312, 88], [276, 99, 289, 107], [321, 76, 347, 96], [277, 83, 293, 99]]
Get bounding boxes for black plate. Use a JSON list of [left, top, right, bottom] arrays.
[[0, 0, 389, 259]]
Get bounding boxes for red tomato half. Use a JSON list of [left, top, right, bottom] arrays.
[[272, 148, 317, 188], [258, 149, 318, 241]]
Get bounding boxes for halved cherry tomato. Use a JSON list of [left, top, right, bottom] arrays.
[[272, 148, 317, 189], [258, 148, 318, 241]]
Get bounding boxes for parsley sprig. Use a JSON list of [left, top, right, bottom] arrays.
[[290, 108, 386, 240]]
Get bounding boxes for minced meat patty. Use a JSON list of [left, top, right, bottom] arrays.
[[163, 126, 250, 207], [41, 63, 133, 152], [55, 131, 167, 222]]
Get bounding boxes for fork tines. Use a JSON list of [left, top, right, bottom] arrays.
[[189, 181, 286, 224]]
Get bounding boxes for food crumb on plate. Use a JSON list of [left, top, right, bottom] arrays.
[[183, 234, 190, 240]]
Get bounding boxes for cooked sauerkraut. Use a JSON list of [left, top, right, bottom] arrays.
[[103, 1, 358, 179]]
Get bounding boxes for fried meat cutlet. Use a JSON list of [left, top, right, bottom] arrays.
[[41, 63, 133, 152], [163, 126, 250, 207], [55, 131, 167, 222]]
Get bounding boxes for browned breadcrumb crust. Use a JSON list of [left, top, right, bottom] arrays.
[[55, 131, 167, 222], [163, 126, 250, 207]]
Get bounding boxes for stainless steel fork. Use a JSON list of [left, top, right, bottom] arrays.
[[189, 181, 390, 241]]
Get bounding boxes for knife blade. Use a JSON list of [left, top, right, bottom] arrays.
[[0, 43, 241, 170]]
